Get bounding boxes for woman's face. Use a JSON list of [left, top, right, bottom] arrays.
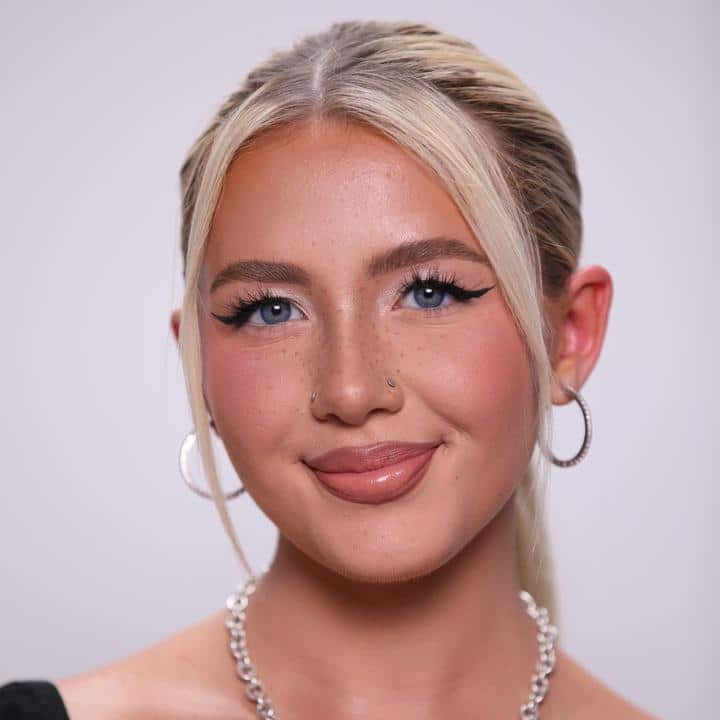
[[197, 118, 537, 582]]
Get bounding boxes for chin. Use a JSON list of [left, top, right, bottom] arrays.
[[327, 550, 463, 586], [294, 513, 474, 587]]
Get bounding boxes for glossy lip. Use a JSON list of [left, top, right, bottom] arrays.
[[305, 444, 439, 505], [305, 441, 440, 473]]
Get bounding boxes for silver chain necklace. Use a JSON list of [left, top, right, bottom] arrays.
[[225, 575, 558, 719]]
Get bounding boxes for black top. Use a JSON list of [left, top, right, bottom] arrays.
[[0, 681, 70, 720]]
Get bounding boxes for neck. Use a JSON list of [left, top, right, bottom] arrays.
[[244, 498, 541, 718]]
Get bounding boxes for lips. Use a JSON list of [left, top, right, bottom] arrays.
[[304, 441, 440, 505], [305, 441, 440, 473]]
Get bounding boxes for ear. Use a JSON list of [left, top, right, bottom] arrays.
[[170, 308, 181, 345], [549, 264, 613, 405]]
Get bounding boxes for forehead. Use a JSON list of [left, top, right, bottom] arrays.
[[204, 118, 478, 275]]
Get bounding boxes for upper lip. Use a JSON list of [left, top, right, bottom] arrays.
[[304, 441, 440, 473]]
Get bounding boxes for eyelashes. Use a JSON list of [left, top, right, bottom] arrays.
[[211, 266, 496, 329], [397, 267, 493, 304], [212, 286, 294, 328]]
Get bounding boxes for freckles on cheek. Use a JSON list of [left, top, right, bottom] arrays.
[[201, 333, 305, 448]]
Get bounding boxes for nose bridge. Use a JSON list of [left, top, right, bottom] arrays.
[[313, 300, 399, 425], [334, 306, 387, 376]]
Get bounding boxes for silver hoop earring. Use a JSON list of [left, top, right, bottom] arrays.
[[179, 429, 245, 500], [550, 382, 592, 467]]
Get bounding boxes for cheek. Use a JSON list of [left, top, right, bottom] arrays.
[[200, 326, 309, 472], [409, 311, 536, 468], [466, 326, 534, 441]]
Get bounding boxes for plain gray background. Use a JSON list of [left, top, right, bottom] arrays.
[[0, 2, 716, 717]]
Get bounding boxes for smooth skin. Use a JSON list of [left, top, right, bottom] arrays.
[[57, 117, 655, 719]]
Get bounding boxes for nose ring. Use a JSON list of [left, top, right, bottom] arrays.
[[310, 377, 397, 403]]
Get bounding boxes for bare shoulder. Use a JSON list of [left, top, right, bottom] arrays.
[[550, 648, 659, 720], [56, 609, 254, 720], [55, 658, 152, 720]]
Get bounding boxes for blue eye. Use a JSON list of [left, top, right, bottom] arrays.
[[255, 299, 294, 324], [398, 268, 495, 313], [212, 290, 302, 328], [212, 270, 495, 329]]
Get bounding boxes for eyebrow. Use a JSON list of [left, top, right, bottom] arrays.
[[209, 236, 490, 294]]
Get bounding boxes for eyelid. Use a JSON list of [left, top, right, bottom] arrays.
[[213, 288, 306, 328], [227, 286, 307, 313], [397, 265, 458, 292], [212, 268, 492, 328]]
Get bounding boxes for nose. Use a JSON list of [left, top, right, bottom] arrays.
[[310, 311, 403, 426]]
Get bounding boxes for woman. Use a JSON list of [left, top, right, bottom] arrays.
[[0, 19, 656, 720]]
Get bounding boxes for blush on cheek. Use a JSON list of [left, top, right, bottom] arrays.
[[442, 316, 536, 459], [200, 326, 308, 477]]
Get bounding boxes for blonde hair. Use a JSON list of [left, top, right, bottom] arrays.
[[177, 20, 582, 625]]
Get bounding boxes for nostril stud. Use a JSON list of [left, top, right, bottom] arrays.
[[311, 379, 396, 404]]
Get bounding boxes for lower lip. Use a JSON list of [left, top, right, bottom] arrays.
[[307, 446, 438, 505]]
